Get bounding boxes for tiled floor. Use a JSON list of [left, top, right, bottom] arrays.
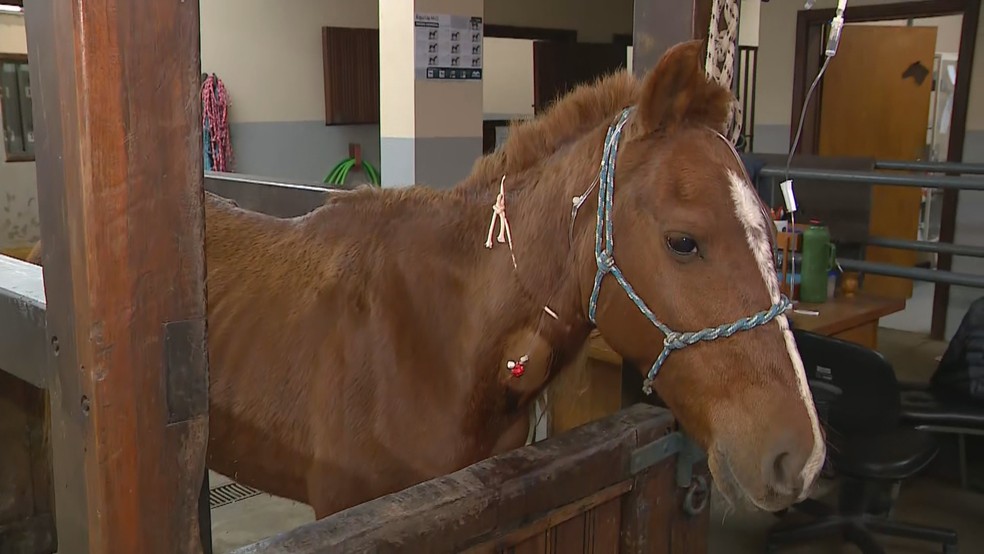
[[206, 328, 984, 553]]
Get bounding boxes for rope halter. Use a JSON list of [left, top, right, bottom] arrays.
[[586, 107, 793, 396]]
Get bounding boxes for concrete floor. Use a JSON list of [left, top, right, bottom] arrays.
[[207, 328, 984, 553]]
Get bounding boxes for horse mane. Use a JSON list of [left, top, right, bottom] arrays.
[[463, 70, 639, 189]]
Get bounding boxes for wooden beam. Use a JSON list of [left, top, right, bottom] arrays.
[[933, 0, 981, 339], [24, 1, 208, 552], [631, 0, 713, 77]]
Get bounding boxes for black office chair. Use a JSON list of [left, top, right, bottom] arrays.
[[899, 296, 984, 491], [766, 329, 959, 554]]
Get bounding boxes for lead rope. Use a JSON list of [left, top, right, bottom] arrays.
[[589, 107, 792, 396]]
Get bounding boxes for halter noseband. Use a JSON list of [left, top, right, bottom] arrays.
[[586, 107, 793, 395]]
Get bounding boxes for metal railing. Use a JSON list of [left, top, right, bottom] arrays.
[[758, 166, 984, 191], [863, 237, 984, 259], [756, 159, 984, 292], [737, 45, 758, 152], [204, 171, 351, 217], [873, 160, 984, 175], [789, 252, 984, 289]]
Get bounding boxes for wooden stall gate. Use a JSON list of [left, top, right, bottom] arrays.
[[232, 404, 710, 554]]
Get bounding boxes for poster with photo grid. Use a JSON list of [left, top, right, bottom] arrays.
[[414, 13, 483, 81]]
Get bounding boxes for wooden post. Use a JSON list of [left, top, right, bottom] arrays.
[[24, 1, 208, 553], [631, 0, 714, 77]]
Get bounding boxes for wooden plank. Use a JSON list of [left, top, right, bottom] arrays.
[[232, 405, 675, 554], [513, 535, 547, 554], [0, 372, 55, 554], [24, 1, 208, 552], [621, 418, 710, 554], [463, 481, 633, 552], [552, 512, 585, 552], [547, 340, 623, 436], [668, 461, 711, 553], [791, 294, 905, 337], [832, 322, 879, 350], [588, 498, 621, 554]]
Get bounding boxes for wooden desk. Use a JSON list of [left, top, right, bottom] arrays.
[[546, 293, 905, 436]]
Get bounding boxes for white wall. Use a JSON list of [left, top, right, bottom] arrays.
[[201, 0, 378, 125], [198, 0, 638, 181], [739, 0, 761, 47], [199, 0, 381, 182], [483, 38, 535, 119]]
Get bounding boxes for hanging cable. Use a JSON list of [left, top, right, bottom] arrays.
[[782, 0, 848, 292]]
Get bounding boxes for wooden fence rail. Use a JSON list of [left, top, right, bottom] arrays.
[[232, 404, 710, 554]]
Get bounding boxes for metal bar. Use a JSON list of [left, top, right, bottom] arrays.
[[875, 160, 984, 175], [759, 166, 984, 191], [791, 254, 984, 289], [865, 237, 984, 259], [204, 172, 348, 218], [0, 255, 47, 387]]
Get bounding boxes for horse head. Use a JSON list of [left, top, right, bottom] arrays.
[[569, 41, 825, 512]]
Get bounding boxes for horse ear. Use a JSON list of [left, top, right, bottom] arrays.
[[635, 39, 732, 135]]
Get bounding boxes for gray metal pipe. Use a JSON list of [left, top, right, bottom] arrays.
[[758, 167, 984, 191], [204, 171, 350, 218], [875, 160, 984, 175], [791, 253, 984, 289], [865, 237, 984, 259]]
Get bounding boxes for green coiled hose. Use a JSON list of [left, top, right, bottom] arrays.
[[324, 157, 381, 187]]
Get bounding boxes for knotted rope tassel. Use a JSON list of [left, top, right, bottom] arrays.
[[485, 175, 518, 269]]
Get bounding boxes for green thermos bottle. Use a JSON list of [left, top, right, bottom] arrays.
[[800, 220, 836, 303]]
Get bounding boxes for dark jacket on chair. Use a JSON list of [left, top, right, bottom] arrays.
[[931, 296, 984, 404]]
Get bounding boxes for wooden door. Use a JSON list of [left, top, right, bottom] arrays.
[[817, 25, 937, 299], [533, 42, 627, 113]]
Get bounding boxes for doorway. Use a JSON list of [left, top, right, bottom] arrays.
[[791, 0, 979, 338]]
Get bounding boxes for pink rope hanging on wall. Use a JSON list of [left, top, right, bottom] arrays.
[[202, 73, 234, 173]]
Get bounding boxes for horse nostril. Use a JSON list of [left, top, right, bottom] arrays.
[[764, 432, 809, 495], [773, 451, 790, 484]]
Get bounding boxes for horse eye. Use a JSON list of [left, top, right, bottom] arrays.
[[666, 234, 699, 256]]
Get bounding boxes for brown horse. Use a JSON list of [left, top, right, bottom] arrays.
[[26, 40, 824, 519]]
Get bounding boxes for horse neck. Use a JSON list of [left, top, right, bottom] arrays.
[[445, 136, 605, 437], [460, 137, 604, 324]]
